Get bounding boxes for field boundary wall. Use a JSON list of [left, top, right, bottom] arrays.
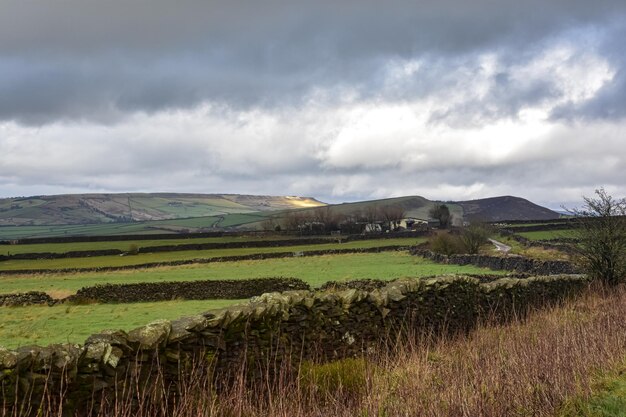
[[411, 248, 579, 275], [0, 274, 589, 414]]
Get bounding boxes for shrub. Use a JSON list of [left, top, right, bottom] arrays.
[[430, 232, 463, 255], [127, 243, 140, 255], [459, 223, 492, 254]]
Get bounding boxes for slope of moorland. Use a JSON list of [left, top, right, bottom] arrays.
[[0, 193, 325, 226], [456, 195, 560, 222]]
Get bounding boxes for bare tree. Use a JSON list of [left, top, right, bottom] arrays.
[[311, 206, 342, 232], [567, 188, 626, 285], [363, 205, 380, 224], [380, 205, 406, 231]]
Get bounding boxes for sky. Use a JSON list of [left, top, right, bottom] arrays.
[[1, 1, 625, 209]]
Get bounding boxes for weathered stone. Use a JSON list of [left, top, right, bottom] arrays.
[[85, 330, 130, 350], [0, 347, 18, 369], [169, 315, 209, 343], [127, 319, 172, 350], [82, 342, 111, 364]]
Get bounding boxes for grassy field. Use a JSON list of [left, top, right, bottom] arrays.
[[560, 362, 626, 416], [0, 234, 304, 256], [487, 236, 572, 261], [0, 238, 423, 270], [0, 251, 505, 296], [0, 299, 241, 349], [517, 229, 579, 240], [0, 249, 507, 348]]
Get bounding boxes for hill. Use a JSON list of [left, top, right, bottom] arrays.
[[455, 196, 560, 222], [0, 193, 559, 240], [0, 193, 325, 226]]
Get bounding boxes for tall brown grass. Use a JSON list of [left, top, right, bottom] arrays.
[[6, 284, 626, 417]]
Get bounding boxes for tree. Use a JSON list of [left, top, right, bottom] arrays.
[[380, 204, 406, 231], [312, 206, 341, 232], [363, 205, 381, 224], [567, 188, 626, 285], [429, 204, 451, 228]]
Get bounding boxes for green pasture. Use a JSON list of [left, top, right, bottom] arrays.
[[0, 222, 181, 240], [0, 250, 506, 348], [0, 216, 223, 240], [0, 211, 275, 240], [0, 238, 423, 271], [0, 251, 505, 295], [0, 234, 302, 256], [0, 299, 242, 349], [559, 362, 626, 417], [517, 229, 579, 241]]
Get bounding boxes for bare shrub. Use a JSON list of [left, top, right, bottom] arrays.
[[567, 188, 626, 285]]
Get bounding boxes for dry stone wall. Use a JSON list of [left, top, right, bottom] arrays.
[[0, 274, 589, 415], [70, 278, 310, 303], [411, 248, 579, 275], [0, 292, 54, 307]]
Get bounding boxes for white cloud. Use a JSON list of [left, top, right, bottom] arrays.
[[1, 5, 625, 208]]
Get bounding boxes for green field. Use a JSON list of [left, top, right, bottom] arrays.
[[0, 251, 505, 295], [0, 217, 220, 240], [0, 234, 304, 256], [0, 299, 242, 349], [0, 238, 423, 271], [517, 229, 579, 241], [560, 362, 626, 416], [0, 249, 507, 348]]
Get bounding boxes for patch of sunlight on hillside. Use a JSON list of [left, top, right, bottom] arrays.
[[284, 196, 327, 207]]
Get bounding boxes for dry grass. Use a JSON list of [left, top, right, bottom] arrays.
[[7, 285, 626, 417]]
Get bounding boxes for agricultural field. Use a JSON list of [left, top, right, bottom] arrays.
[[0, 237, 423, 270], [0, 233, 507, 348], [0, 251, 505, 295], [0, 299, 241, 349], [0, 234, 305, 256], [517, 229, 579, 241]]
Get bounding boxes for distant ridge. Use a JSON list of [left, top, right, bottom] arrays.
[[0, 193, 560, 240], [0, 193, 325, 226], [455, 196, 560, 222]]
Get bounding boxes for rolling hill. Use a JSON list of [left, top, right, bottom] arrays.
[[0, 193, 560, 240], [0, 193, 325, 226], [456, 196, 560, 222]]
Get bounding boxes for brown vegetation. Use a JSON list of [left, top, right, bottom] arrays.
[[13, 284, 626, 417]]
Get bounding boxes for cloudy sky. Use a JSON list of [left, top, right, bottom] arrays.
[[1, 0, 625, 208]]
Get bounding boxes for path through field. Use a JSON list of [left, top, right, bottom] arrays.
[[489, 238, 511, 253]]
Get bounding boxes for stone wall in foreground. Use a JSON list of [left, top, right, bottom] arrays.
[[0, 274, 589, 414]]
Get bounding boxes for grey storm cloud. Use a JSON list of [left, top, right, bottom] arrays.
[[1, 0, 626, 124], [2, 0, 626, 208]]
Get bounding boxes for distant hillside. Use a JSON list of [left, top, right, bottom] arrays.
[[455, 196, 560, 222], [241, 195, 559, 229], [0, 193, 325, 226], [0, 193, 559, 240]]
